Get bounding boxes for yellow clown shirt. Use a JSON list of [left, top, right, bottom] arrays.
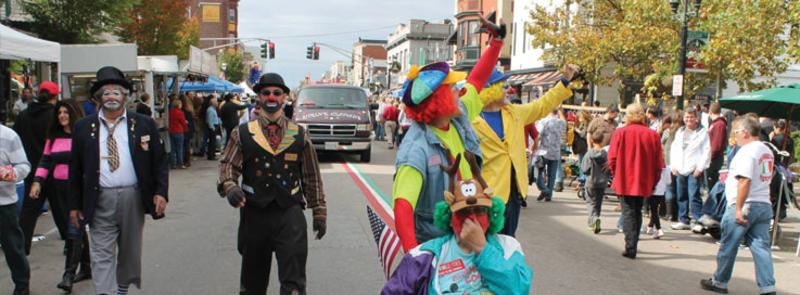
[[472, 82, 574, 203]]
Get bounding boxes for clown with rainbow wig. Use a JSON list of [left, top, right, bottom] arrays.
[[473, 64, 584, 237], [392, 13, 506, 252]]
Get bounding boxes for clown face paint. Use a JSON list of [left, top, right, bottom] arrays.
[[259, 86, 286, 113], [451, 207, 490, 236]]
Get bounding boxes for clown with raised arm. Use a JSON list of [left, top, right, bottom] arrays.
[[393, 13, 505, 252], [383, 152, 532, 295], [472, 65, 583, 236]]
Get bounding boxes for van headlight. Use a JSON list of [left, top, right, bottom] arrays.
[[356, 124, 371, 131]]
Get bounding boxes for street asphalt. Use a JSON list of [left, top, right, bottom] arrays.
[[2, 140, 799, 295]]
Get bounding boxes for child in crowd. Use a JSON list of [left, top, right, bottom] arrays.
[[646, 167, 671, 239], [581, 131, 610, 234]]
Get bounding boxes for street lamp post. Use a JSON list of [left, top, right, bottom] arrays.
[[671, 0, 701, 110]]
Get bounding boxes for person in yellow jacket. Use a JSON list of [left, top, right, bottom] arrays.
[[472, 66, 583, 236]]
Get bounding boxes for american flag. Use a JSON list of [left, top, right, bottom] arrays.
[[367, 205, 401, 279]]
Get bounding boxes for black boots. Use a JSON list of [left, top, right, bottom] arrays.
[[57, 239, 81, 293], [57, 236, 91, 293]]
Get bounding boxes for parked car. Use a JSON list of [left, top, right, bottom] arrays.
[[293, 84, 373, 162]]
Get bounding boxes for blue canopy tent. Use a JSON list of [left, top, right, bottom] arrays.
[[171, 76, 244, 93]]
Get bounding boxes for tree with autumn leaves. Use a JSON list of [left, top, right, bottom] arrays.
[[527, 0, 800, 105], [118, 0, 199, 59]]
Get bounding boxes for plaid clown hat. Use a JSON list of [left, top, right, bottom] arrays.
[[400, 62, 466, 107], [484, 69, 511, 88]]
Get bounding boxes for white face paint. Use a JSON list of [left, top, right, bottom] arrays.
[[100, 85, 127, 112], [460, 182, 477, 197]]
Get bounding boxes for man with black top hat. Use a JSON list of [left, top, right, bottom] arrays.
[[218, 72, 326, 295], [69, 66, 169, 295]]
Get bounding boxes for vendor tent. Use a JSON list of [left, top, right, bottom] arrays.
[[238, 81, 255, 96], [0, 23, 60, 62], [177, 76, 243, 93]]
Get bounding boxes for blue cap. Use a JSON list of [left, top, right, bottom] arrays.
[[484, 69, 511, 88]]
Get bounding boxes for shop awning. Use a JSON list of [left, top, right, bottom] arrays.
[[0, 23, 60, 62], [524, 70, 562, 87]]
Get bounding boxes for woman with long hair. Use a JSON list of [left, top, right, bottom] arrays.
[[180, 94, 195, 167], [29, 99, 91, 293], [663, 111, 684, 222]]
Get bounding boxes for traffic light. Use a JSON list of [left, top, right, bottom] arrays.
[[260, 42, 268, 59], [268, 41, 275, 59], [306, 45, 313, 60], [313, 46, 320, 60]]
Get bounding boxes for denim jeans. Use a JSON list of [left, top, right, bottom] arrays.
[[375, 122, 385, 140], [536, 158, 560, 195], [170, 133, 185, 167], [712, 203, 776, 294], [676, 174, 703, 224], [0, 203, 30, 290]]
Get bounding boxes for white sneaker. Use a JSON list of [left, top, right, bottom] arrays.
[[653, 229, 664, 239], [645, 226, 654, 235], [691, 224, 704, 233], [671, 222, 690, 230]]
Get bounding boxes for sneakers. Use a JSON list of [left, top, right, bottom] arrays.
[[592, 219, 601, 234], [692, 223, 705, 233], [645, 226, 654, 235], [621, 251, 636, 259], [653, 229, 664, 239], [671, 222, 691, 230], [698, 214, 720, 227], [699, 278, 728, 294], [536, 192, 551, 202]]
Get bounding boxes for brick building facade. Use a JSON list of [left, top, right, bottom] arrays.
[[190, 0, 239, 53]]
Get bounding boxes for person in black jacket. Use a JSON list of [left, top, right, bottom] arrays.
[[13, 81, 66, 255], [68, 66, 169, 295], [135, 93, 153, 117], [219, 93, 248, 147]]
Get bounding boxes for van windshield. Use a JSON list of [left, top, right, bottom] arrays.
[[296, 88, 367, 109]]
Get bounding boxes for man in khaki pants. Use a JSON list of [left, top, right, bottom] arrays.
[[382, 101, 400, 149]]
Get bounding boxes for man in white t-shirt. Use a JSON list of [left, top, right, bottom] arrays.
[[700, 116, 776, 295]]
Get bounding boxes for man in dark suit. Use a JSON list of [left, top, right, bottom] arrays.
[[69, 66, 169, 295]]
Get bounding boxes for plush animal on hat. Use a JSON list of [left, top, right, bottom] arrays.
[[433, 151, 505, 234]]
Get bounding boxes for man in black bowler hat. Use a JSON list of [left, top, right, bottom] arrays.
[[218, 72, 327, 295]]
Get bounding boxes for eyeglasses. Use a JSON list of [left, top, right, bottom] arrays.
[[102, 90, 122, 97], [734, 128, 746, 135], [456, 206, 489, 216], [260, 90, 284, 97]]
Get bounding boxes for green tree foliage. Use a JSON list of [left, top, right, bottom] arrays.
[[219, 49, 245, 83], [20, 0, 136, 44], [118, 0, 194, 57], [527, 0, 800, 101], [176, 18, 200, 60]]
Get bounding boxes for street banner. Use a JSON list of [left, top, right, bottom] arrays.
[[686, 31, 709, 71]]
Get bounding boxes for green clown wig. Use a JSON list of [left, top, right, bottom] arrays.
[[434, 196, 506, 234]]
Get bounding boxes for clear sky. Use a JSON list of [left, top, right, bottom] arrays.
[[237, 0, 453, 89]]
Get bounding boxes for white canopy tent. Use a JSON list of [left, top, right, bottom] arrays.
[[239, 81, 256, 96], [0, 23, 60, 62]]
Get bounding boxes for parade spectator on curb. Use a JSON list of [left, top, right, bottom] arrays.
[[14, 81, 62, 255], [219, 93, 248, 147], [181, 94, 196, 168], [707, 102, 728, 190], [168, 98, 188, 169], [700, 116, 777, 295], [376, 97, 387, 141], [670, 108, 711, 232], [581, 131, 610, 234], [646, 163, 671, 239], [663, 112, 684, 222], [135, 93, 152, 117], [473, 66, 579, 236], [383, 154, 532, 295], [397, 104, 412, 146], [383, 101, 400, 149], [701, 103, 711, 130], [608, 103, 663, 259], [770, 119, 795, 166], [202, 95, 222, 160], [0, 124, 31, 295], [392, 14, 504, 251], [535, 109, 567, 202], [587, 104, 619, 147], [69, 66, 169, 295], [647, 107, 661, 131], [218, 73, 326, 294], [29, 100, 91, 293], [12, 88, 32, 117]]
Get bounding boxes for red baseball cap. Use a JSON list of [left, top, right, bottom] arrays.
[[38, 81, 59, 95]]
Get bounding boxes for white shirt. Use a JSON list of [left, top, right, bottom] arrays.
[[725, 141, 774, 205], [701, 112, 710, 130], [98, 110, 138, 188], [670, 126, 711, 175]]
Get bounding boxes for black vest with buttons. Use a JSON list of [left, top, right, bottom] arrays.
[[239, 121, 305, 209]]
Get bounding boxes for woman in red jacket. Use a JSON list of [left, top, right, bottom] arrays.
[[607, 103, 664, 259], [168, 98, 188, 169]]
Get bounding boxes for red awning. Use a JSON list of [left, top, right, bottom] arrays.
[[524, 71, 562, 87]]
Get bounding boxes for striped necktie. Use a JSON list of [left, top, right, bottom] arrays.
[[103, 119, 121, 172]]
